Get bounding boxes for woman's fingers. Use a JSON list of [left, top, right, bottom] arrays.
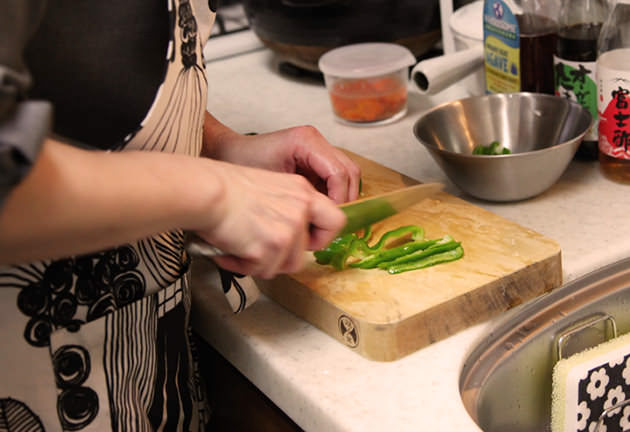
[[277, 222, 309, 276], [332, 148, 362, 202], [287, 127, 362, 204], [195, 165, 345, 279], [306, 190, 346, 251], [211, 125, 362, 205]]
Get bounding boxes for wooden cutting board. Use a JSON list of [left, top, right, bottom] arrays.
[[256, 151, 562, 361]]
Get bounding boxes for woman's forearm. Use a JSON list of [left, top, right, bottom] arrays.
[[0, 138, 224, 264], [200, 111, 246, 161], [0, 132, 350, 278]]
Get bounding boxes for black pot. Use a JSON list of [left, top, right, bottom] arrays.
[[242, 0, 443, 71]]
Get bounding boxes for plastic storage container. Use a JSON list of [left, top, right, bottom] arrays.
[[318, 43, 416, 126]]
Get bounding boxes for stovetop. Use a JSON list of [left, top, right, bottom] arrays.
[[211, 1, 249, 37], [205, 1, 264, 63]]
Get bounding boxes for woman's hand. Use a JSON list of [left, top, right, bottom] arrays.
[[202, 112, 361, 204], [191, 160, 346, 279], [0, 139, 344, 278], [195, 112, 361, 277]]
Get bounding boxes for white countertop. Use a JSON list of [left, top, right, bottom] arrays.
[[191, 43, 630, 431]]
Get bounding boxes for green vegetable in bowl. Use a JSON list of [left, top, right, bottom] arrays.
[[472, 141, 511, 155], [313, 225, 463, 274]]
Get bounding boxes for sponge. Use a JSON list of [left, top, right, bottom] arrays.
[[552, 332, 630, 432]]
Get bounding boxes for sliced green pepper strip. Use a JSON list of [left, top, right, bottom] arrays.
[[314, 225, 463, 273], [386, 246, 464, 274], [330, 246, 353, 270], [366, 225, 424, 252], [316, 225, 425, 270], [473, 141, 511, 155], [360, 225, 372, 241], [348, 225, 426, 269], [314, 233, 358, 265], [330, 237, 372, 270], [350, 239, 438, 269], [377, 237, 460, 269]]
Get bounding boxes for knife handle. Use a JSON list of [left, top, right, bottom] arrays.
[[185, 233, 226, 258]]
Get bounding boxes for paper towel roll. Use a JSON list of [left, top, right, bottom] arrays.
[[411, 45, 484, 95]]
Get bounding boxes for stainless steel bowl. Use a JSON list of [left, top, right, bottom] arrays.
[[413, 92, 592, 202]]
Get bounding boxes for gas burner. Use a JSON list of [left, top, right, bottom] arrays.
[[277, 62, 324, 83], [204, 2, 263, 63], [212, 2, 250, 37]]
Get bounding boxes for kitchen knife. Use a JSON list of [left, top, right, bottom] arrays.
[[186, 182, 444, 258], [336, 182, 443, 235]]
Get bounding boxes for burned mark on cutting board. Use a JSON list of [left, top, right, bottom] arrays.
[[338, 315, 359, 348]]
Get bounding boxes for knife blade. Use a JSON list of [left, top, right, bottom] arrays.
[[186, 182, 443, 258], [337, 182, 443, 236]]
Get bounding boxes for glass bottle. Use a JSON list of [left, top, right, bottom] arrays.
[[554, 0, 608, 161], [597, 0, 630, 183], [483, 0, 558, 94]]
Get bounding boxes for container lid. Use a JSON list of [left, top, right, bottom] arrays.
[[318, 42, 416, 79], [449, 0, 483, 42]]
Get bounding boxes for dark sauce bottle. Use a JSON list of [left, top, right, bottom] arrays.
[[554, 0, 607, 161], [555, 23, 603, 160], [557, 23, 602, 62], [518, 14, 557, 94]]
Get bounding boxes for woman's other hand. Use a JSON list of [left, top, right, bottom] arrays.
[[202, 113, 361, 204]]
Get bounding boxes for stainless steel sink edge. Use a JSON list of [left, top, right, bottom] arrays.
[[459, 257, 630, 432]]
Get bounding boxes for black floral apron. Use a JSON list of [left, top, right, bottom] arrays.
[[0, 1, 215, 430]]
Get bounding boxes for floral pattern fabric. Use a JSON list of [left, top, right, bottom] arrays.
[[574, 352, 630, 431]]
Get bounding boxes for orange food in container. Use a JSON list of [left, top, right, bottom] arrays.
[[318, 43, 416, 126]]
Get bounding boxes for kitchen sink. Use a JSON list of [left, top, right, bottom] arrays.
[[459, 257, 630, 432]]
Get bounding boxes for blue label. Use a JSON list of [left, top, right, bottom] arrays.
[[483, 0, 521, 93]]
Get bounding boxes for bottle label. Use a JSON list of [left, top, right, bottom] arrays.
[[483, 0, 520, 93], [554, 57, 598, 141], [598, 49, 630, 160]]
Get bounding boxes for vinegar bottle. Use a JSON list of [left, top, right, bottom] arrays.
[[597, 0, 630, 183], [554, 0, 608, 161]]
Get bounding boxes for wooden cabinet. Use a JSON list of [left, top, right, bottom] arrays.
[[194, 333, 302, 431]]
